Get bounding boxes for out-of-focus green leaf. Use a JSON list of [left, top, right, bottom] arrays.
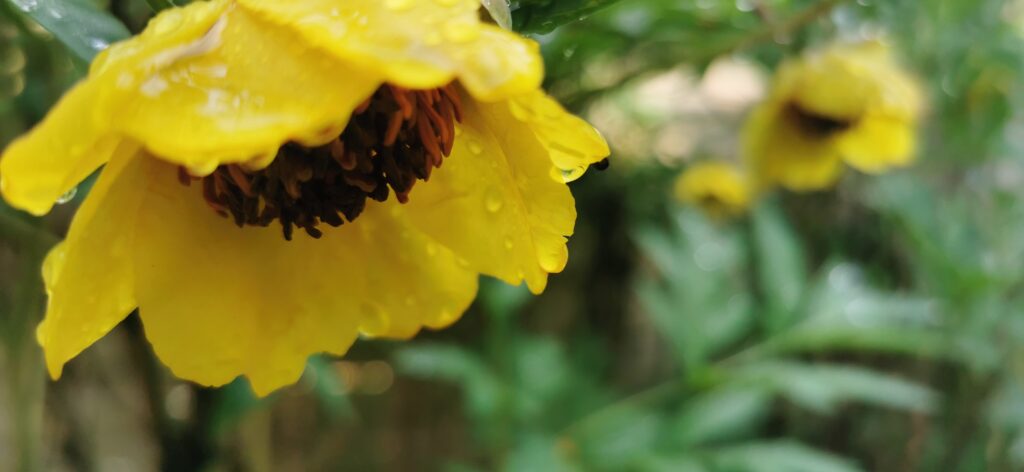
[[511, 0, 623, 34], [708, 441, 863, 472], [505, 434, 576, 472], [633, 213, 753, 370], [751, 202, 808, 333], [671, 388, 772, 448], [395, 343, 502, 421], [573, 406, 663, 471], [637, 455, 709, 472], [730, 361, 938, 414], [512, 337, 570, 421], [208, 379, 265, 437], [304, 356, 354, 420], [5, 0, 129, 62], [479, 277, 532, 321]]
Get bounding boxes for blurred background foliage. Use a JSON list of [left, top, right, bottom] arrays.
[[1, 0, 1024, 471]]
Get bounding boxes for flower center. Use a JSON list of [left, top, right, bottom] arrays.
[[786, 102, 856, 136], [180, 84, 463, 240]]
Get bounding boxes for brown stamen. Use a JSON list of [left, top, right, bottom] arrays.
[[786, 102, 856, 136], [181, 83, 464, 241]]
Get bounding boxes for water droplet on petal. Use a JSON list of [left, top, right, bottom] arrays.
[[359, 303, 390, 336], [484, 188, 504, 212], [56, 187, 77, 205]]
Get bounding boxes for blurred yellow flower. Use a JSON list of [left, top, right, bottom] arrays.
[[743, 41, 923, 191], [0, 0, 608, 395], [674, 161, 753, 218]]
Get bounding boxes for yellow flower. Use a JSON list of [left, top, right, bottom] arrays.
[[674, 161, 753, 218], [0, 0, 608, 395], [743, 41, 923, 191]]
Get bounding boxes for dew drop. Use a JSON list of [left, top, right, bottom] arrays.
[[467, 139, 483, 154], [359, 303, 390, 336], [426, 242, 439, 256], [503, 237, 514, 250], [56, 187, 77, 205], [436, 309, 456, 325], [12, 0, 37, 13], [88, 38, 110, 52], [484, 188, 504, 212], [550, 165, 587, 183]]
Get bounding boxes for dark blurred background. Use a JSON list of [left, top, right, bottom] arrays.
[[3, 0, 1024, 471]]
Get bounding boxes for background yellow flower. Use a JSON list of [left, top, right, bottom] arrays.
[[674, 161, 753, 218], [743, 41, 923, 191]]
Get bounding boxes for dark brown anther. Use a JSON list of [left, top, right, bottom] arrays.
[[786, 102, 856, 136], [181, 82, 463, 240]]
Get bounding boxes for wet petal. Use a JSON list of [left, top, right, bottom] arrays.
[[507, 91, 609, 182], [401, 94, 586, 294], [132, 158, 476, 396], [104, 3, 380, 173], [37, 143, 144, 379], [237, 0, 542, 101], [0, 81, 119, 216]]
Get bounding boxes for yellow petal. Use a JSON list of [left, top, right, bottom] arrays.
[[837, 115, 916, 173], [0, 81, 120, 216], [0, 0, 229, 215], [400, 93, 589, 294], [743, 104, 844, 191], [237, 0, 543, 101], [37, 143, 144, 379], [507, 91, 610, 182], [131, 158, 477, 396], [102, 3, 380, 173]]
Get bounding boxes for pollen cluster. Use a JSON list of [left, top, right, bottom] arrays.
[[181, 84, 463, 240]]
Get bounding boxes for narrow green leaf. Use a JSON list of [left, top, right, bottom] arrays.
[[511, 0, 623, 34], [751, 202, 808, 332], [6, 0, 130, 62], [671, 388, 772, 447], [708, 441, 863, 472], [731, 361, 939, 414]]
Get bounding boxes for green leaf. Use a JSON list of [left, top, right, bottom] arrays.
[[750, 202, 808, 333], [671, 388, 773, 447], [505, 434, 576, 472], [511, 0, 624, 34], [574, 406, 664, 471], [303, 356, 354, 420], [394, 343, 503, 421], [632, 215, 752, 370], [730, 361, 938, 414], [5, 0, 130, 62], [707, 441, 863, 472]]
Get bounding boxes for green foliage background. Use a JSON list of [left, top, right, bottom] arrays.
[[1, 0, 1023, 471]]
